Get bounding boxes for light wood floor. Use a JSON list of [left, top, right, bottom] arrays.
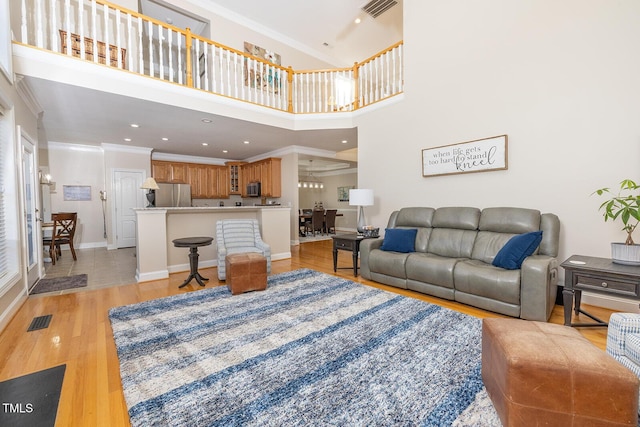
[[0, 240, 615, 426]]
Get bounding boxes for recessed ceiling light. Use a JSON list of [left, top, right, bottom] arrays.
[[342, 140, 348, 144], [124, 138, 131, 142], [355, 17, 361, 24], [202, 143, 208, 146], [243, 141, 250, 144], [162, 137, 168, 141], [201, 118, 213, 123], [130, 123, 139, 128]]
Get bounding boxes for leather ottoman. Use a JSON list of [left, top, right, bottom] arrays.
[[482, 318, 638, 426], [225, 253, 267, 295]]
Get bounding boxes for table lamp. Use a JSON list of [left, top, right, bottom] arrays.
[[141, 177, 160, 207], [349, 188, 374, 234]]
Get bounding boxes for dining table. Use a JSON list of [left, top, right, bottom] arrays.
[[299, 211, 343, 237]]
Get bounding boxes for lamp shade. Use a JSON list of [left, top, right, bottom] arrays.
[[349, 189, 374, 206], [140, 177, 160, 190]]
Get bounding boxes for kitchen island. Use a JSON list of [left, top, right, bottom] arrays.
[[134, 206, 291, 282]]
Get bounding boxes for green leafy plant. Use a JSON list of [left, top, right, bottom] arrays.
[[593, 179, 640, 245]]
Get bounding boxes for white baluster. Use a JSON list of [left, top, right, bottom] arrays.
[[91, 0, 97, 64], [35, 0, 43, 48], [226, 50, 231, 97], [103, 3, 110, 66], [20, 0, 27, 44], [176, 32, 182, 84], [126, 13, 132, 71], [64, 0, 71, 56], [78, 0, 84, 60], [147, 20, 153, 76], [116, 10, 122, 68], [167, 29, 173, 82], [137, 17, 143, 75], [212, 45, 218, 94], [203, 42, 209, 91], [49, 0, 56, 50], [158, 24, 164, 80]]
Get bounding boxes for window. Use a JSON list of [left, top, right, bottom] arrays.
[[0, 102, 19, 294]]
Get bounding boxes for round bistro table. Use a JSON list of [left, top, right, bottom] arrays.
[[172, 236, 214, 288]]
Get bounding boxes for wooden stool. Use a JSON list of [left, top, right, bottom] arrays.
[[225, 253, 267, 295], [482, 318, 639, 426], [172, 236, 213, 288]]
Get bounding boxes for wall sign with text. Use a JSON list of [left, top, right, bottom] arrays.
[[422, 135, 508, 177]]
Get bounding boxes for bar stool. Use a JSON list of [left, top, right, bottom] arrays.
[[172, 236, 213, 288]]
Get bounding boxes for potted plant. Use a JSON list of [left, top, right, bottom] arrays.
[[593, 179, 640, 265]]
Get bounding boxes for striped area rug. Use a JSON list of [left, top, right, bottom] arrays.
[[109, 269, 500, 426]]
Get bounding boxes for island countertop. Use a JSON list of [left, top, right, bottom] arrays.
[[134, 206, 291, 282]]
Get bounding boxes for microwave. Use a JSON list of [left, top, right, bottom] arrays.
[[247, 182, 261, 197]]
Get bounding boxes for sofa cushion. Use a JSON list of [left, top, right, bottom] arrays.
[[380, 228, 417, 253], [428, 228, 477, 258], [479, 207, 540, 234], [454, 259, 521, 305], [432, 207, 481, 230], [406, 252, 459, 289], [368, 249, 411, 278], [492, 231, 543, 270]]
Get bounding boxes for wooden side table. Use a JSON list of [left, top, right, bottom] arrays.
[[560, 255, 640, 327], [332, 234, 377, 277]]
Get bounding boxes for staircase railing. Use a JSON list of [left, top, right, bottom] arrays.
[[17, 0, 403, 113]]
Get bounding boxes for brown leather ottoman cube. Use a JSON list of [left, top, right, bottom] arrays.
[[225, 253, 267, 295], [482, 318, 638, 426]]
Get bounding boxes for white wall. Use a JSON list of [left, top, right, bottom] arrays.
[[356, 0, 640, 310]]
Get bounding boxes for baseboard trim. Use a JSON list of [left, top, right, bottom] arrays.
[[136, 269, 169, 283], [581, 292, 640, 313]]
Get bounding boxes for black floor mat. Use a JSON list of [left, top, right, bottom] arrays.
[[0, 365, 66, 427]]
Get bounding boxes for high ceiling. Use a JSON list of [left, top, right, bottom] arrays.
[[25, 0, 402, 167]]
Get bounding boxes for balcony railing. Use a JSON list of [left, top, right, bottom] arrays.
[[17, 0, 403, 113]]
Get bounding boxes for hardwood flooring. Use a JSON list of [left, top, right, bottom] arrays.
[[0, 240, 616, 426]]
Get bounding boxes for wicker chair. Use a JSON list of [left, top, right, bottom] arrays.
[[216, 219, 271, 280]]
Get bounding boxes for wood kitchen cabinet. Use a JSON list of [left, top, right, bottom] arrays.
[[226, 162, 245, 195], [152, 160, 188, 184], [240, 158, 281, 198]]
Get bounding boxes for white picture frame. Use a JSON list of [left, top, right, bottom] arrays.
[[422, 135, 508, 177]]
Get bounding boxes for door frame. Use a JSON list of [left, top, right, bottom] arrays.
[[110, 168, 146, 249], [18, 126, 41, 288]]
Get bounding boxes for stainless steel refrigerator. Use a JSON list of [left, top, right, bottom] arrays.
[[155, 183, 192, 207]]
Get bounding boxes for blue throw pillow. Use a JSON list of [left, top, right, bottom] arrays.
[[492, 231, 543, 270], [380, 228, 418, 253]]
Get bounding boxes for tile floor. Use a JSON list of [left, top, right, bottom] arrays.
[[37, 247, 138, 295]]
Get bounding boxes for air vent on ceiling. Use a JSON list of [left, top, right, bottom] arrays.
[[361, 0, 398, 19]]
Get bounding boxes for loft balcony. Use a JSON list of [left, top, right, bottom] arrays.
[[15, 0, 403, 116]]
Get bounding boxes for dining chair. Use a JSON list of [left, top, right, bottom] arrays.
[[302, 209, 313, 235], [43, 212, 78, 265], [324, 209, 338, 234], [311, 209, 325, 236]]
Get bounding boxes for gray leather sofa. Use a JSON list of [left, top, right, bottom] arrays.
[[360, 207, 560, 321]]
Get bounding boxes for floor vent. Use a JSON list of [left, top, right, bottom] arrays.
[[27, 315, 52, 332], [361, 0, 398, 19]]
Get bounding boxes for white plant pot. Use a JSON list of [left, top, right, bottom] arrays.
[[611, 242, 640, 265]]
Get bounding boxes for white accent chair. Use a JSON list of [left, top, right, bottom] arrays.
[[216, 219, 271, 281], [606, 312, 640, 413]]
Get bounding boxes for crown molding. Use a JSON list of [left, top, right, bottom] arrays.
[[152, 152, 227, 165], [47, 141, 103, 152], [101, 143, 153, 155], [14, 74, 43, 116]]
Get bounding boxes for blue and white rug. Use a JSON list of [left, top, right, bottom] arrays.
[[109, 269, 500, 426]]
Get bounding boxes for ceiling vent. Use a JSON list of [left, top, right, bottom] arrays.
[[361, 0, 398, 19]]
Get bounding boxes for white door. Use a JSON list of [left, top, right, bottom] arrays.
[[21, 131, 40, 288], [114, 170, 144, 248]]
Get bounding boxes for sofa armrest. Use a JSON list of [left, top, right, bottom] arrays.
[[360, 238, 383, 280], [520, 255, 558, 321]]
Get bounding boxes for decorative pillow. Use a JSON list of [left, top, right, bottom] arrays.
[[492, 231, 543, 270], [380, 228, 418, 253]]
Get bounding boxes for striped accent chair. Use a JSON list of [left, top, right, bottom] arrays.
[[607, 312, 640, 413], [216, 219, 271, 280]]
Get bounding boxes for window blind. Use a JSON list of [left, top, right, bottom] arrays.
[[0, 106, 7, 281]]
